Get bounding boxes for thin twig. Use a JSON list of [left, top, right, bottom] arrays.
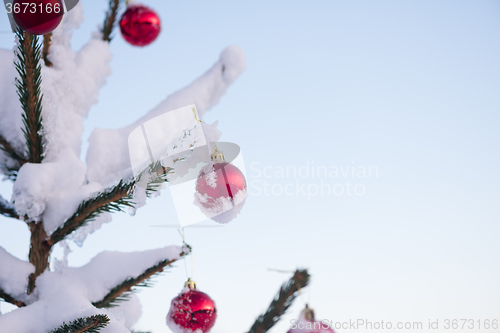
[[42, 33, 53, 67], [0, 287, 26, 307]]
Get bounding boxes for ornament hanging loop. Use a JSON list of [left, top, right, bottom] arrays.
[[301, 304, 315, 321], [211, 144, 225, 162], [184, 278, 197, 289]]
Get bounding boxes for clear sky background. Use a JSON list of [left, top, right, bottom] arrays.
[[1, 1, 499, 332]]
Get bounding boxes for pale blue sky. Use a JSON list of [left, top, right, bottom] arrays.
[[1, 1, 499, 332]]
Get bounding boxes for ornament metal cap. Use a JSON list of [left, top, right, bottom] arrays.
[[184, 278, 197, 289], [301, 304, 315, 321], [210, 145, 225, 163]]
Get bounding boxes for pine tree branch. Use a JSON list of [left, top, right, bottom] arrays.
[[14, 28, 44, 164], [101, 0, 122, 42], [0, 287, 26, 307], [48, 179, 136, 246], [92, 245, 191, 308], [42, 33, 53, 67], [247, 269, 310, 333], [49, 161, 169, 246], [48, 314, 110, 333], [0, 194, 19, 219]]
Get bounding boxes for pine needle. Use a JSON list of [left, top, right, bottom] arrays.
[[14, 28, 44, 164], [101, 0, 123, 42], [247, 269, 310, 333], [93, 245, 191, 308], [48, 314, 110, 333]]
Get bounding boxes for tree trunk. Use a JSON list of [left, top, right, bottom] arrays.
[[27, 222, 51, 294]]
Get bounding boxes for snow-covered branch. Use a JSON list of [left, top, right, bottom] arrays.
[[0, 194, 18, 219], [49, 162, 168, 246], [0, 246, 189, 331], [0, 1, 247, 330], [0, 246, 34, 304], [66, 245, 190, 305], [49, 180, 135, 246], [0, 133, 27, 169], [0, 47, 28, 181], [93, 245, 191, 308], [86, 45, 246, 187]]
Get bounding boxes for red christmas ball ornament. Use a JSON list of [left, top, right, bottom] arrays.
[[194, 147, 247, 223], [287, 305, 335, 333], [166, 279, 217, 333], [119, 3, 161, 47], [11, 0, 64, 35]]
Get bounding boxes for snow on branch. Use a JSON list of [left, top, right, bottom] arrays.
[[93, 244, 191, 308], [48, 314, 110, 333], [1, 247, 189, 331], [247, 269, 310, 333], [49, 162, 168, 246], [86, 46, 246, 187], [40, 2, 112, 163], [101, 0, 123, 42], [14, 28, 45, 164], [64, 245, 190, 306], [10, 4, 115, 226], [0, 47, 29, 181], [48, 179, 135, 246], [0, 246, 34, 303], [0, 194, 19, 219], [0, 133, 27, 169]]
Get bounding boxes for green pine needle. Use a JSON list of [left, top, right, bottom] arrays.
[[93, 245, 191, 308], [48, 314, 110, 333], [14, 28, 44, 164], [247, 269, 310, 333], [101, 0, 123, 42], [50, 160, 170, 246]]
